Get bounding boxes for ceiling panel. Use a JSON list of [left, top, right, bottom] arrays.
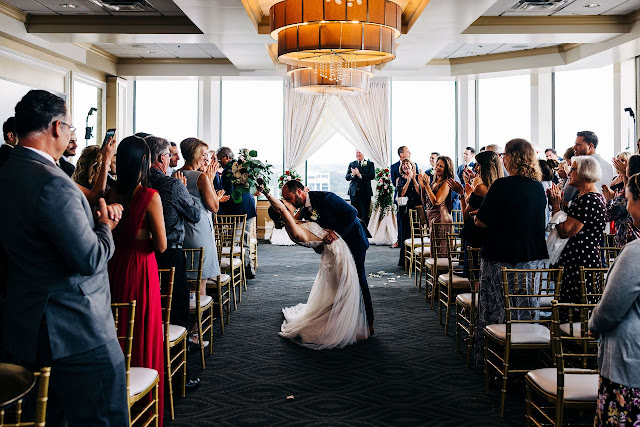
[[447, 43, 505, 58], [3, 0, 53, 12], [198, 43, 225, 58], [553, 0, 633, 15], [2, 0, 187, 16], [483, 0, 519, 16], [602, 0, 640, 14], [482, 0, 638, 16]]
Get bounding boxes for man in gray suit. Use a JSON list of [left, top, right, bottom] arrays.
[[0, 90, 128, 426]]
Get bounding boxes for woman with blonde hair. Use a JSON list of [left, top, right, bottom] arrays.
[[72, 145, 102, 189], [472, 138, 548, 366], [178, 138, 225, 339]]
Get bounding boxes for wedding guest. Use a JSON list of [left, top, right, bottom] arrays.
[[0, 116, 17, 168], [457, 147, 476, 183], [572, 130, 615, 196], [548, 156, 606, 320], [545, 148, 562, 161], [106, 135, 166, 425], [473, 138, 548, 366], [217, 146, 257, 278], [167, 141, 180, 176], [346, 150, 375, 225], [72, 145, 102, 189], [59, 130, 77, 177], [602, 153, 640, 247], [0, 89, 128, 425], [390, 146, 417, 248], [425, 152, 439, 176], [420, 156, 454, 264], [590, 173, 640, 425], [396, 159, 422, 267], [180, 138, 224, 302]]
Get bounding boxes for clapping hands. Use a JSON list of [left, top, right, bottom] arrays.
[[446, 178, 463, 194], [216, 189, 230, 203], [96, 198, 123, 230], [612, 157, 628, 176], [174, 171, 187, 186]]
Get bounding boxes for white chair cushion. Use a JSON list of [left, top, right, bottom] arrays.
[[425, 258, 458, 268], [189, 294, 213, 309], [404, 238, 428, 247], [540, 296, 554, 308], [206, 274, 231, 286], [220, 257, 242, 268], [413, 247, 431, 256], [129, 367, 158, 397], [485, 323, 550, 344], [526, 368, 599, 401], [167, 324, 187, 343], [438, 273, 471, 287], [560, 322, 582, 337], [250, 238, 258, 245], [456, 292, 478, 307], [222, 246, 242, 254]]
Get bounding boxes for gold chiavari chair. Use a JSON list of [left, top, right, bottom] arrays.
[[579, 266, 608, 305], [158, 268, 187, 420], [250, 217, 258, 272], [484, 267, 563, 417], [184, 248, 214, 369], [424, 222, 455, 309], [0, 366, 50, 427], [404, 209, 427, 276], [525, 301, 599, 426], [111, 300, 160, 426], [437, 234, 470, 335], [603, 232, 616, 248], [208, 233, 232, 334], [599, 245, 621, 269], [451, 209, 463, 223], [214, 217, 243, 309], [456, 247, 482, 367]]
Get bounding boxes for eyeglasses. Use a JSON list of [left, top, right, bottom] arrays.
[[58, 121, 76, 133], [161, 152, 170, 158]]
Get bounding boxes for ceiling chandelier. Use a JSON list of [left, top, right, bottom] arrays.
[[270, 0, 401, 93], [288, 65, 373, 95]]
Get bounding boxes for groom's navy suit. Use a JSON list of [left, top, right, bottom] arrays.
[[304, 191, 374, 327]]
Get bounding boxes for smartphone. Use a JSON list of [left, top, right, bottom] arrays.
[[102, 128, 116, 148]]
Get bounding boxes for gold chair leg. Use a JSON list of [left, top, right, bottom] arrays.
[[153, 382, 159, 427], [455, 304, 462, 353], [181, 338, 187, 398], [197, 309, 206, 369], [166, 343, 175, 420], [208, 306, 214, 355], [217, 285, 225, 335], [444, 290, 453, 335]]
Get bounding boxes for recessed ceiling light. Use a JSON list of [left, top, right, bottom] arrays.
[[131, 44, 148, 49], [584, 3, 601, 7], [60, 3, 77, 8], [145, 50, 156, 54]]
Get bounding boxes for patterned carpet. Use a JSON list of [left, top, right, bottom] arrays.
[[166, 243, 527, 426]]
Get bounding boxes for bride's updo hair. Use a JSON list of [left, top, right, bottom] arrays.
[[268, 206, 285, 229]]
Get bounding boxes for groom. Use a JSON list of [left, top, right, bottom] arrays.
[[282, 180, 374, 334]]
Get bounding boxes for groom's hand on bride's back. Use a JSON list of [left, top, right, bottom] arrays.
[[322, 230, 338, 245]]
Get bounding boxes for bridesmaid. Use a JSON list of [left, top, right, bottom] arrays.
[[106, 135, 167, 425]]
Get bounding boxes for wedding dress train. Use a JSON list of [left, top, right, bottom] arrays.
[[279, 221, 369, 349]]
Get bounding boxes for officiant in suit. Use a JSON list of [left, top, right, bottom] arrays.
[[282, 180, 375, 334], [0, 90, 128, 425], [346, 150, 375, 225]]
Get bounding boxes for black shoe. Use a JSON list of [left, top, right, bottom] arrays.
[[185, 377, 201, 391], [187, 339, 209, 353], [369, 325, 375, 336], [246, 269, 256, 280]]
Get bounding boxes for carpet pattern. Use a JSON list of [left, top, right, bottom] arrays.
[[167, 243, 528, 426]]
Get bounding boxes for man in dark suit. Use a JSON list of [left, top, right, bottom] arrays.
[[456, 146, 476, 183], [282, 180, 375, 334], [346, 150, 375, 225], [58, 130, 77, 177], [390, 146, 417, 248], [0, 90, 128, 425], [0, 116, 17, 168], [217, 146, 257, 278]]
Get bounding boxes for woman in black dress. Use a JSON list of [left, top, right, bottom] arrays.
[[548, 155, 606, 318]]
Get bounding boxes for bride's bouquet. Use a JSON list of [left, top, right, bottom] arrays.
[[225, 148, 273, 203], [277, 169, 302, 189], [373, 167, 394, 219]]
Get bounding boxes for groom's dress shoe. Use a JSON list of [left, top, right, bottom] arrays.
[[369, 326, 375, 336], [185, 377, 201, 391]]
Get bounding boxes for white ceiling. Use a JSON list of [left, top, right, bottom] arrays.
[[2, 0, 640, 74]]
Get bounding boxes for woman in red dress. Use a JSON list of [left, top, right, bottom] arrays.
[[107, 135, 167, 425]]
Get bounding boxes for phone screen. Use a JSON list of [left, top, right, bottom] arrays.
[[102, 129, 116, 147]]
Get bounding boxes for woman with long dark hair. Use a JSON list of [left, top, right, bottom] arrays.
[[106, 135, 167, 425]]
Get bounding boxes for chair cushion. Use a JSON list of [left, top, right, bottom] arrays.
[[404, 237, 428, 247], [560, 322, 582, 337], [206, 274, 231, 286], [456, 292, 478, 307], [425, 258, 458, 268], [413, 247, 431, 256], [438, 273, 471, 287], [222, 246, 242, 255], [526, 368, 599, 401], [189, 295, 213, 310], [540, 296, 554, 308], [129, 367, 158, 397], [250, 238, 258, 245], [167, 324, 187, 343], [485, 323, 550, 344], [220, 257, 242, 268]]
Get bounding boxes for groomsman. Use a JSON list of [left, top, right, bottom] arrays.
[[456, 147, 475, 183], [390, 146, 417, 248], [346, 150, 375, 225], [58, 130, 77, 177]]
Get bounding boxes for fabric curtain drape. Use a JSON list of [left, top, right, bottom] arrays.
[[284, 79, 327, 169], [339, 78, 391, 167]]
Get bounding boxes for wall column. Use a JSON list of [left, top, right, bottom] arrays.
[[456, 79, 476, 167], [531, 72, 553, 152], [198, 76, 222, 147], [614, 59, 636, 154]]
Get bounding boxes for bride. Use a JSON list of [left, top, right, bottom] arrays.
[[261, 189, 370, 349]]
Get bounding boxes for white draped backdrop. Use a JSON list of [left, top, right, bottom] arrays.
[[281, 77, 396, 245]]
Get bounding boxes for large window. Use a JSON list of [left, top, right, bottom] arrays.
[[73, 80, 102, 153], [135, 80, 199, 144], [554, 65, 614, 160], [221, 80, 284, 193], [392, 80, 456, 173], [478, 74, 531, 152], [306, 134, 356, 197]]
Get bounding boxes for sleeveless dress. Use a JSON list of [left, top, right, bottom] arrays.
[[107, 187, 164, 426], [182, 170, 221, 279], [280, 222, 369, 349]]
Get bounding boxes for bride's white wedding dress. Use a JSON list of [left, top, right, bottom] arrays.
[[279, 221, 369, 349]]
